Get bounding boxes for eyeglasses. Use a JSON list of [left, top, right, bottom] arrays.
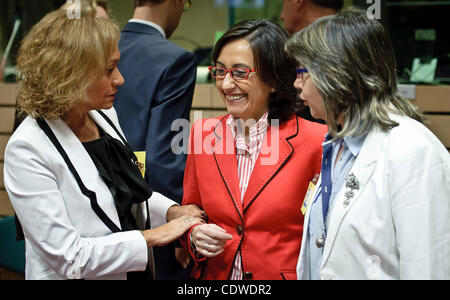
[[184, 0, 191, 11], [208, 66, 258, 81], [296, 68, 308, 80]]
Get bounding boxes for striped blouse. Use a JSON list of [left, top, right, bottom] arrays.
[[226, 112, 269, 280]]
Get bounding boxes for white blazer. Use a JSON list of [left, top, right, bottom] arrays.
[[297, 114, 450, 280], [4, 108, 177, 280]]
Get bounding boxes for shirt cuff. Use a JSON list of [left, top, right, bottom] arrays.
[[148, 191, 178, 228], [187, 224, 207, 265]]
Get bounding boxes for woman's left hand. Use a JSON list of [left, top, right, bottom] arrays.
[[191, 224, 233, 258], [142, 215, 204, 248]]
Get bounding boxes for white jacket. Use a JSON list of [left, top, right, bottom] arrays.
[[297, 114, 450, 280], [4, 108, 176, 280]]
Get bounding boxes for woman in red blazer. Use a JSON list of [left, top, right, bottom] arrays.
[[182, 20, 327, 280]]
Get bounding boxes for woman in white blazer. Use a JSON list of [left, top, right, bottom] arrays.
[[3, 9, 203, 280], [285, 8, 450, 280]]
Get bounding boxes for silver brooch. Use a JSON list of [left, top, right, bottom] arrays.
[[343, 173, 359, 208]]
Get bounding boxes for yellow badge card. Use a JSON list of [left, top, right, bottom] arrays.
[[134, 151, 146, 178], [301, 181, 316, 215]]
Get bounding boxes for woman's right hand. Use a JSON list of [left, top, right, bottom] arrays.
[[142, 215, 204, 248], [191, 224, 233, 258]]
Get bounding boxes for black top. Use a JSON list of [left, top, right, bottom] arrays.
[[83, 126, 152, 232]]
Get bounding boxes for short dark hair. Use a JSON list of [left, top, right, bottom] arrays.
[[311, 0, 344, 11], [213, 20, 300, 123], [132, 0, 165, 8]]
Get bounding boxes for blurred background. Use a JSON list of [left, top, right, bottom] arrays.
[[0, 0, 449, 280], [1, 0, 450, 84]]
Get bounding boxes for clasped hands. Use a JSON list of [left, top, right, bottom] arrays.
[[166, 205, 233, 258], [141, 204, 205, 248], [140, 204, 233, 262], [191, 224, 233, 258]]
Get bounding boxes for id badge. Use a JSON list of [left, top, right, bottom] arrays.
[[301, 181, 316, 215], [134, 151, 146, 178]]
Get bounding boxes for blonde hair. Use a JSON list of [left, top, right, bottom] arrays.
[[16, 8, 119, 119], [285, 8, 423, 139]]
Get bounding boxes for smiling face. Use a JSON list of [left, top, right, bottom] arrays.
[[293, 66, 326, 121], [215, 39, 273, 122], [86, 45, 124, 111]]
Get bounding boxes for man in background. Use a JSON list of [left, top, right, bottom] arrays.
[[281, 0, 343, 123], [95, 0, 109, 18], [281, 0, 343, 35], [114, 0, 196, 280]]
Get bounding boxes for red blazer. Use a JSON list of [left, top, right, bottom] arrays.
[[182, 115, 327, 280]]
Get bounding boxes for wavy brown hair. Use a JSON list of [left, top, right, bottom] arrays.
[[16, 9, 119, 119]]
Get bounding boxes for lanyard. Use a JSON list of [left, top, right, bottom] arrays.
[[321, 138, 334, 238]]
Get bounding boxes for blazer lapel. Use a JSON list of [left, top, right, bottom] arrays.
[[45, 114, 122, 229], [212, 117, 243, 218], [242, 117, 298, 211], [46, 118, 99, 192], [321, 126, 386, 267], [89, 110, 123, 142]]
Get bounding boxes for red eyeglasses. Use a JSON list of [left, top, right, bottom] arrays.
[[208, 66, 258, 81]]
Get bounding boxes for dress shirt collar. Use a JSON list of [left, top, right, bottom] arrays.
[[227, 112, 269, 155], [128, 19, 166, 38], [343, 134, 366, 157], [323, 131, 367, 158]]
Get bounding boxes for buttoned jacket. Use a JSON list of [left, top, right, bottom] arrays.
[[182, 115, 327, 280]]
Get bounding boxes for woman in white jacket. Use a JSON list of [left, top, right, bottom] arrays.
[[285, 8, 450, 279], [4, 9, 203, 280]]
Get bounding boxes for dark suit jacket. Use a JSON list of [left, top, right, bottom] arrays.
[[114, 22, 197, 203]]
